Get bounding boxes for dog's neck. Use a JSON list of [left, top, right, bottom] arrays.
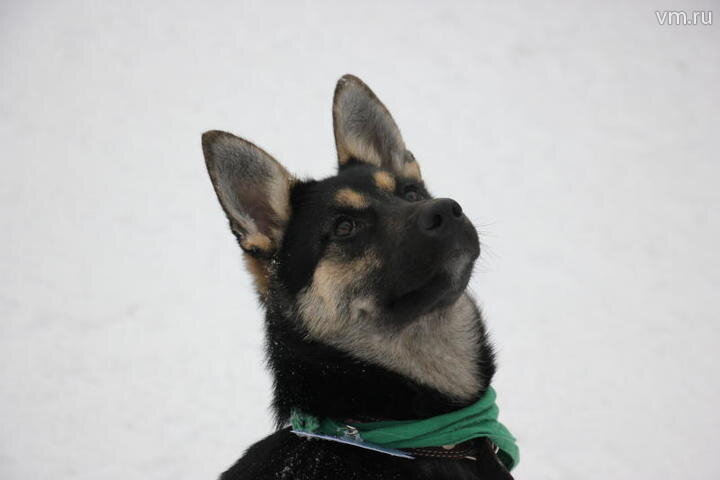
[[265, 292, 496, 425]]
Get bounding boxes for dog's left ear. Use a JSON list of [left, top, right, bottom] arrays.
[[333, 74, 422, 180]]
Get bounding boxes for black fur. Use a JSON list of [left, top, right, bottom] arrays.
[[204, 75, 514, 480], [264, 287, 495, 426], [222, 429, 511, 480], [217, 301, 505, 480], [216, 170, 508, 479]]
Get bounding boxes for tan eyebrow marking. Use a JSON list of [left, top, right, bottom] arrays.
[[373, 171, 396, 192], [335, 188, 369, 209]]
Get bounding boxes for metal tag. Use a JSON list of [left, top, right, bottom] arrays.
[[291, 430, 415, 459]]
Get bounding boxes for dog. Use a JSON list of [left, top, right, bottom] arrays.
[[201, 75, 516, 480]]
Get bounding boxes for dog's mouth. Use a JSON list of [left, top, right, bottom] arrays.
[[385, 251, 475, 320]]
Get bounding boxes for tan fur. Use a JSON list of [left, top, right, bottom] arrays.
[[335, 188, 369, 209], [338, 294, 481, 400], [400, 160, 422, 180], [299, 251, 381, 338], [243, 255, 270, 300], [241, 232, 273, 253], [336, 135, 383, 167], [373, 171, 396, 192], [267, 172, 295, 224], [239, 232, 273, 300], [300, 260, 482, 400]]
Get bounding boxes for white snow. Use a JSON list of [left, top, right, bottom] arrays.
[[1, 1, 719, 478]]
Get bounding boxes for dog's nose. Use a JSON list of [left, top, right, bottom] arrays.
[[417, 198, 464, 235]]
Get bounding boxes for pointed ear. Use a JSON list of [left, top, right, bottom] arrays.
[[332, 74, 422, 180], [202, 130, 294, 257]]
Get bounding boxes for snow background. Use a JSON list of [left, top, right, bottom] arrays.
[[1, 1, 718, 478]]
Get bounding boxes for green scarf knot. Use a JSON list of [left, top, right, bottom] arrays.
[[290, 386, 519, 470]]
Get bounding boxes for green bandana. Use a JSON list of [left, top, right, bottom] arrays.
[[290, 386, 519, 470]]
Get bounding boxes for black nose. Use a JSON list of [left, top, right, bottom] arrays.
[[417, 198, 464, 235]]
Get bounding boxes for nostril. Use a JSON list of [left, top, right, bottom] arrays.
[[427, 214, 443, 230], [417, 199, 462, 233], [451, 201, 463, 218], [420, 212, 444, 230]]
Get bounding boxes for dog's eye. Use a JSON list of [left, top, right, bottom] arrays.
[[333, 218, 355, 237], [403, 186, 421, 202]]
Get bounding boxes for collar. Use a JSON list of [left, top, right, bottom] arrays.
[[290, 386, 519, 471]]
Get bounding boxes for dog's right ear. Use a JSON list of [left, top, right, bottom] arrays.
[[201, 130, 294, 258]]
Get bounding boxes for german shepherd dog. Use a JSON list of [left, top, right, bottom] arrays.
[[202, 75, 513, 480]]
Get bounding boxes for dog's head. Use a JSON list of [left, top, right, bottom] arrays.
[[202, 75, 480, 336]]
